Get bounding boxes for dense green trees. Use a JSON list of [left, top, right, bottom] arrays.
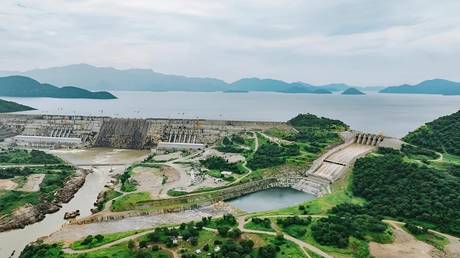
[[287, 114, 348, 131], [276, 216, 311, 228], [352, 152, 460, 235], [403, 110, 460, 155], [285, 113, 347, 145], [0, 149, 63, 164], [247, 142, 300, 169], [200, 156, 243, 173], [19, 243, 63, 258], [401, 144, 440, 160], [311, 204, 388, 248]]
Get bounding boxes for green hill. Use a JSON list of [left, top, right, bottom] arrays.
[[0, 99, 35, 113], [403, 110, 460, 155], [380, 79, 460, 95], [341, 87, 365, 95], [0, 76, 117, 99]]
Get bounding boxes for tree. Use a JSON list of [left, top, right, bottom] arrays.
[[258, 244, 278, 258], [128, 240, 136, 250], [227, 228, 241, 239], [217, 226, 230, 237], [94, 234, 104, 242], [81, 235, 93, 246]]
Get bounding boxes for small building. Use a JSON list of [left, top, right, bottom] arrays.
[[221, 171, 233, 176]]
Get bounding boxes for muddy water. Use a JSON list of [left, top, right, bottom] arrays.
[[0, 148, 149, 257]]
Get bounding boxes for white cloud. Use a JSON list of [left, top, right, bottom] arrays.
[[1, 0, 460, 85]]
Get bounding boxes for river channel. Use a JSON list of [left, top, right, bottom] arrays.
[[0, 148, 149, 257]]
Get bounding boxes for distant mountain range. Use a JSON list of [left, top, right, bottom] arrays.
[[380, 79, 460, 95], [1, 64, 459, 95], [0, 76, 116, 99], [0, 64, 382, 93], [0, 99, 35, 113]]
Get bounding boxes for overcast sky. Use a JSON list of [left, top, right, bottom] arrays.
[[2, 0, 460, 85]]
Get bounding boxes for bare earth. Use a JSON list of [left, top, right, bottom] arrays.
[[131, 166, 163, 197], [0, 179, 17, 190], [370, 222, 435, 258], [18, 174, 45, 192]]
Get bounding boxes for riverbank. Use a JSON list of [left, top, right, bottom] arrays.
[[0, 148, 149, 257], [0, 168, 90, 232]]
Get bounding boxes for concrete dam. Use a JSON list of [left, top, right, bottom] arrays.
[[0, 114, 288, 149], [93, 119, 153, 149]]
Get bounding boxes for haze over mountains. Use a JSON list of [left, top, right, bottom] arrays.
[[2, 64, 460, 95], [0, 64, 380, 93]]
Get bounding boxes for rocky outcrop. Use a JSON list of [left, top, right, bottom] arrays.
[[0, 169, 90, 232], [0, 203, 60, 232], [54, 169, 90, 203]]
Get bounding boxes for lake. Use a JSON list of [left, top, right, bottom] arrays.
[[227, 187, 316, 212], [3, 91, 460, 137]]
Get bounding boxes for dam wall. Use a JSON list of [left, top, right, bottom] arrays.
[[94, 119, 153, 149], [0, 114, 107, 147], [0, 114, 288, 149]]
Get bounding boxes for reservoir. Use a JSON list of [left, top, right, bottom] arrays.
[[227, 187, 316, 212], [2, 91, 460, 137]]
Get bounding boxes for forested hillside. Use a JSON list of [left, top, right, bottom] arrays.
[[0, 99, 34, 113], [403, 110, 460, 155], [352, 149, 460, 236]]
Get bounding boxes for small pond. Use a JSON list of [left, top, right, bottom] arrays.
[[227, 187, 316, 212]]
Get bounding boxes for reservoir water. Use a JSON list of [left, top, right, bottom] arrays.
[[3, 91, 460, 137], [0, 91, 459, 256], [227, 187, 316, 212]]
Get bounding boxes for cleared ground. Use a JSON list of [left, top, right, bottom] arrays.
[[369, 222, 441, 258], [18, 174, 45, 192], [0, 179, 17, 190]]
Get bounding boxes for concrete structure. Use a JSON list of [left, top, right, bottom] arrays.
[[7, 135, 82, 148], [0, 114, 288, 149], [307, 131, 384, 183], [157, 142, 206, 150], [354, 132, 384, 146]]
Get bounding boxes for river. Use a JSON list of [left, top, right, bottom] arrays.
[[0, 148, 149, 257], [2, 91, 460, 137]]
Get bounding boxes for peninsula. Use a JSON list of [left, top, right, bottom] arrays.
[[0, 99, 35, 113], [0, 76, 117, 99]]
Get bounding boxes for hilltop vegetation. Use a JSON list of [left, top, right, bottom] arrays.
[[352, 150, 460, 236], [403, 110, 460, 155], [0, 99, 35, 113]]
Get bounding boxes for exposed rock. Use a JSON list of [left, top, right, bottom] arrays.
[[54, 169, 90, 203], [64, 210, 80, 220], [0, 169, 90, 232], [0, 203, 60, 232]]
